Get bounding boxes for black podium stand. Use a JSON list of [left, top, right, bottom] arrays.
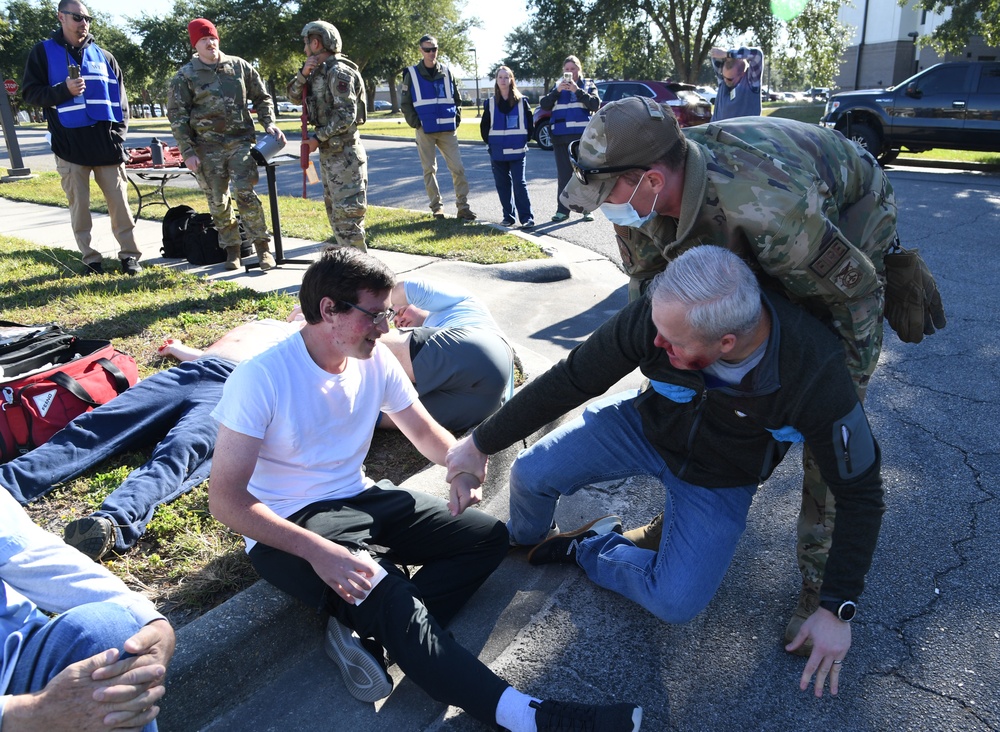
[[245, 153, 311, 271]]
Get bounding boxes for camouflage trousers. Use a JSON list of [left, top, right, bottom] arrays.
[[192, 141, 269, 250], [319, 138, 368, 252]]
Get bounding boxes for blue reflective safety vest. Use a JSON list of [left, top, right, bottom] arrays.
[[487, 97, 528, 161], [44, 39, 122, 128], [407, 64, 457, 133], [551, 78, 596, 138]]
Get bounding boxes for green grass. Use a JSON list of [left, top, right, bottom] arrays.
[[125, 111, 486, 141], [0, 172, 545, 265], [1, 234, 430, 624]]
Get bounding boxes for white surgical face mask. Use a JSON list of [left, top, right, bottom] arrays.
[[600, 174, 658, 227]]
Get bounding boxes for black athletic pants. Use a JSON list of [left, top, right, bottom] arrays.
[[249, 481, 511, 724]]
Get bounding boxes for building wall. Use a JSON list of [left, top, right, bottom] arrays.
[[833, 0, 999, 90]]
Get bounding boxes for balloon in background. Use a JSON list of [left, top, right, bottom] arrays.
[[771, 0, 808, 21]]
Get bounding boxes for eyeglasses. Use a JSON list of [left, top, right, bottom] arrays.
[[63, 10, 92, 23], [420, 46, 438, 53], [341, 301, 396, 327], [568, 140, 648, 185]]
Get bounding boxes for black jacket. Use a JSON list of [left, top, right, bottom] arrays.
[[473, 290, 884, 602], [22, 29, 130, 167]]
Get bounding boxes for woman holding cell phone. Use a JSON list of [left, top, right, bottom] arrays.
[[537, 55, 600, 223]]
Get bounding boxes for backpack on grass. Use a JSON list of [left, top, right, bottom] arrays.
[[161, 205, 252, 266]]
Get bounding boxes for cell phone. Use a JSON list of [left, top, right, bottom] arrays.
[[562, 72, 572, 83], [68, 65, 80, 80]]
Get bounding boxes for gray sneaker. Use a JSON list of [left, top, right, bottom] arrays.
[[63, 516, 115, 560], [323, 617, 393, 703], [527, 515, 623, 566]]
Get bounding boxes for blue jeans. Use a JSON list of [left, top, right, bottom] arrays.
[[0, 357, 235, 551], [7, 602, 156, 731], [508, 390, 757, 623], [490, 157, 534, 223]]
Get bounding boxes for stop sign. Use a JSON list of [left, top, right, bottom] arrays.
[[3, 79, 17, 96]]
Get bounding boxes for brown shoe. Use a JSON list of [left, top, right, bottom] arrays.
[[224, 245, 241, 270], [623, 512, 663, 550], [255, 242, 275, 271], [456, 208, 477, 221], [784, 584, 820, 656], [64, 516, 115, 561]]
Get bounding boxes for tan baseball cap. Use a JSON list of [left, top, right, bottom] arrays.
[[560, 96, 687, 213]]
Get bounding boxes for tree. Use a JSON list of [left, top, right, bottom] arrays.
[[590, 12, 673, 79], [768, 0, 848, 88], [0, 0, 59, 81], [587, 0, 769, 83], [902, 0, 1000, 54], [291, 0, 477, 112]]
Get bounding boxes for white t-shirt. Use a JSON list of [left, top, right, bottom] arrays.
[[211, 332, 417, 548]]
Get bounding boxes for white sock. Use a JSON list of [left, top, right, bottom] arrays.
[[495, 685, 542, 732]]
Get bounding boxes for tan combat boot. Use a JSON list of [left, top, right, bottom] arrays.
[[224, 245, 241, 271], [783, 583, 821, 656], [255, 241, 275, 271], [622, 512, 663, 550]]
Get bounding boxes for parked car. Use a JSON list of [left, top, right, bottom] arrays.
[[532, 79, 712, 151], [694, 85, 717, 105], [372, 99, 392, 111], [820, 61, 1000, 163], [805, 87, 830, 102], [277, 101, 302, 113]]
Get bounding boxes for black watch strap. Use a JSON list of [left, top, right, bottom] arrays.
[[819, 599, 857, 622]]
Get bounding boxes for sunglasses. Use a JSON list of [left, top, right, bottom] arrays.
[[420, 46, 438, 53], [63, 10, 93, 22], [568, 140, 649, 185]]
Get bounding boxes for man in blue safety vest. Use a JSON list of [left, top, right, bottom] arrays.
[[22, 0, 143, 277], [400, 34, 477, 221]]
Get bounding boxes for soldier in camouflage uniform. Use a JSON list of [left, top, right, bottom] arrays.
[[288, 21, 367, 252], [167, 18, 285, 270], [560, 97, 898, 656]]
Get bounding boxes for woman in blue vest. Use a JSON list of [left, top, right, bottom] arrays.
[[538, 55, 600, 222], [480, 66, 535, 229]]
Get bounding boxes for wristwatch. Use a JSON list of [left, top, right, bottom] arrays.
[[819, 599, 857, 622]]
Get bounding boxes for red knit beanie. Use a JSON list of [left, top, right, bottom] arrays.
[[188, 18, 219, 48]]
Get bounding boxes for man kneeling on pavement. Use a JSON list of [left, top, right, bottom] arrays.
[[447, 245, 885, 697], [208, 246, 643, 732]]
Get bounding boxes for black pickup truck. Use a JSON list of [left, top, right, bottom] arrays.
[[820, 61, 1000, 162]]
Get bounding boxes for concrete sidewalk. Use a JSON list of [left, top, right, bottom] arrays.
[[1, 197, 996, 732]]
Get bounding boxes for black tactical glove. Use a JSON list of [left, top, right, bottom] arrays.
[[884, 246, 947, 344]]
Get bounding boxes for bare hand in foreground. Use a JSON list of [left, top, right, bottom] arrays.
[[786, 607, 851, 697], [448, 472, 483, 516]]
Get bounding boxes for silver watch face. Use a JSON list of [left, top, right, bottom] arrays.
[[838, 600, 858, 622]]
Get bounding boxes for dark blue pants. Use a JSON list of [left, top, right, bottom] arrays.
[[248, 482, 511, 725], [0, 357, 235, 551], [552, 134, 579, 216], [490, 157, 534, 224]]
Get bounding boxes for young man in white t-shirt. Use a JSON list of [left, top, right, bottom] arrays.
[[208, 247, 642, 732]]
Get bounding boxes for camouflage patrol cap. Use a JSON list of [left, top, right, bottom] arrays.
[[560, 96, 687, 213], [301, 21, 341, 54]]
